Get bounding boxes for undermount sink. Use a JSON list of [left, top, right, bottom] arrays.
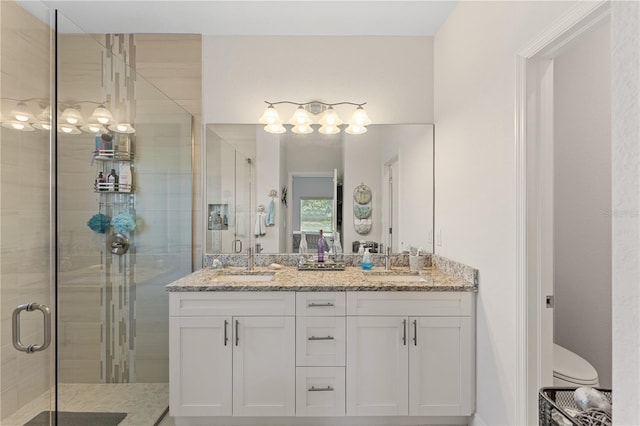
[[212, 272, 275, 282], [364, 275, 427, 282]]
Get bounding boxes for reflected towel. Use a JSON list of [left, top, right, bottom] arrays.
[[254, 211, 266, 237], [266, 200, 276, 227]]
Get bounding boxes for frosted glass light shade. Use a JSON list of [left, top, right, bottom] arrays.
[[108, 123, 136, 133], [264, 123, 286, 134], [289, 107, 312, 126], [350, 106, 371, 126], [33, 121, 52, 131], [259, 105, 282, 125], [12, 102, 32, 122], [291, 124, 313, 134], [319, 107, 342, 126], [80, 124, 105, 134], [90, 106, 114, 124], [2, 120, 35, 131], [60, 108, 83, 125], [345, 123, 368, 135], [318, 124, 340, 135], [58, 123, 81, 134]]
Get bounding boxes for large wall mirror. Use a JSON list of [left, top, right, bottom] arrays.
[[204, 124, 434, 255]]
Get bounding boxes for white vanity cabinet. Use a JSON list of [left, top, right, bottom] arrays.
[[169, 292, 296, 417], [169, 289, 475, 424], [346, 292, 475, 417]]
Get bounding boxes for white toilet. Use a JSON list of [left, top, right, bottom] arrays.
[[553, 343, 599, 387]]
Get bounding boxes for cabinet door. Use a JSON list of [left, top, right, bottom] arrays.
[[346, 316, 408, 416], [233, 316, 295, 416], [169, 316, 232, 416], [409, 316, 473, 416]]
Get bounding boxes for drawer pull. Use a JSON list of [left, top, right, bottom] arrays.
[[308, 302, 334, 308], [224, 320, 229, 346], [308, 335, 335, 341], [308, 386, 334, 392]]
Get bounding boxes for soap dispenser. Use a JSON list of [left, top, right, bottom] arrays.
[[361, 248, 373, 271]]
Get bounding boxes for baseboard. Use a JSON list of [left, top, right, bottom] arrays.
[[470, 413, 487, 426], [174, 416, 470, 426]]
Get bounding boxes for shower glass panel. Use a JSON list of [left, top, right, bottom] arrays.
[[205, 126, 254, 254], [0, 2, 55, 424], [55, 12, 193, 423]]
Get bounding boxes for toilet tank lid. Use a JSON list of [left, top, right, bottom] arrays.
[[554, 344, 599, 382]]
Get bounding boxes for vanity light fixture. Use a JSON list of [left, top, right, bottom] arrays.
[[259, 100, 370, 135], [0, 97, 133, 135]]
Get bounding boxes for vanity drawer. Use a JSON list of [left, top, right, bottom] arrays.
[[296, 292, 346, 316], [346, 292, 473, 316], [296, 316, 346, 366], [170, 292, 295, 316], [296, 367, 345, 417]]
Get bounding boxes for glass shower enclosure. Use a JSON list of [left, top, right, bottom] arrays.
[[0, 3, 193, 424]]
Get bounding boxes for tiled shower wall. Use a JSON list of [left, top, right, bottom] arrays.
[[0, 1, 52, 420]]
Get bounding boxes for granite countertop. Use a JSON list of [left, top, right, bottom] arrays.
[[166, 265, 477, 292]]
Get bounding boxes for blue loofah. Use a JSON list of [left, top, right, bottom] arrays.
[[87, 213, 111, 233], [111, 212, 136, 233]]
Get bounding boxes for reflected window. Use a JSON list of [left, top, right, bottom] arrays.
[[300, 198, 333, 233]]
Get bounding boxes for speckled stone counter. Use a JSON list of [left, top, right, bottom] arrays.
[[166, 265, 477, 292]]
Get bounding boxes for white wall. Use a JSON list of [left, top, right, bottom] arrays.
[[343, 130, 383, 250], [553, 20, 611, 388], [611, 1, 640, 423], [433, 2, 578, 424], [256, 130, 282, 253], [202, 36, 434, 124]]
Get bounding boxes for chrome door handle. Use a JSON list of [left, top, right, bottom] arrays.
[[12, 303, 51, 353], [308, 302, 334, 307], [235, 320, 239, 346], [224, 320, 229, 346], [308, 336, 335, 341], [402, 319, 407, 346], [308, 386, 334, 392]]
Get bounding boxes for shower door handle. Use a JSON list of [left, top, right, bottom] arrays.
[[12, 303, 51, 354]]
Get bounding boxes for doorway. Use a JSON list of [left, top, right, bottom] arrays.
[[515, 1, 611, 423]]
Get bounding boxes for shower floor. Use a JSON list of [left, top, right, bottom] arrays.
[[1, 383, 168, 426]]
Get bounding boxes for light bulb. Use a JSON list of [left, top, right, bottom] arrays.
[[61, 126, 73, 133], [12, 122, 25, 130]]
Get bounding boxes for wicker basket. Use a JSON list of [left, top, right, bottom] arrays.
[[539, 387, 612, 426]]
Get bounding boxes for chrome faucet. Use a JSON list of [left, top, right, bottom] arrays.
[[246, 247, 254, 271], [385, 247, 392, 271]]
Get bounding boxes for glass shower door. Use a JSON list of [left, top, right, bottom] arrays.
[[0, 2, 56, 425], [54, 12, 193, 425]]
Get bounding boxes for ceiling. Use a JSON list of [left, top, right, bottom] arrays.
[[20, 1, 457, 36]]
